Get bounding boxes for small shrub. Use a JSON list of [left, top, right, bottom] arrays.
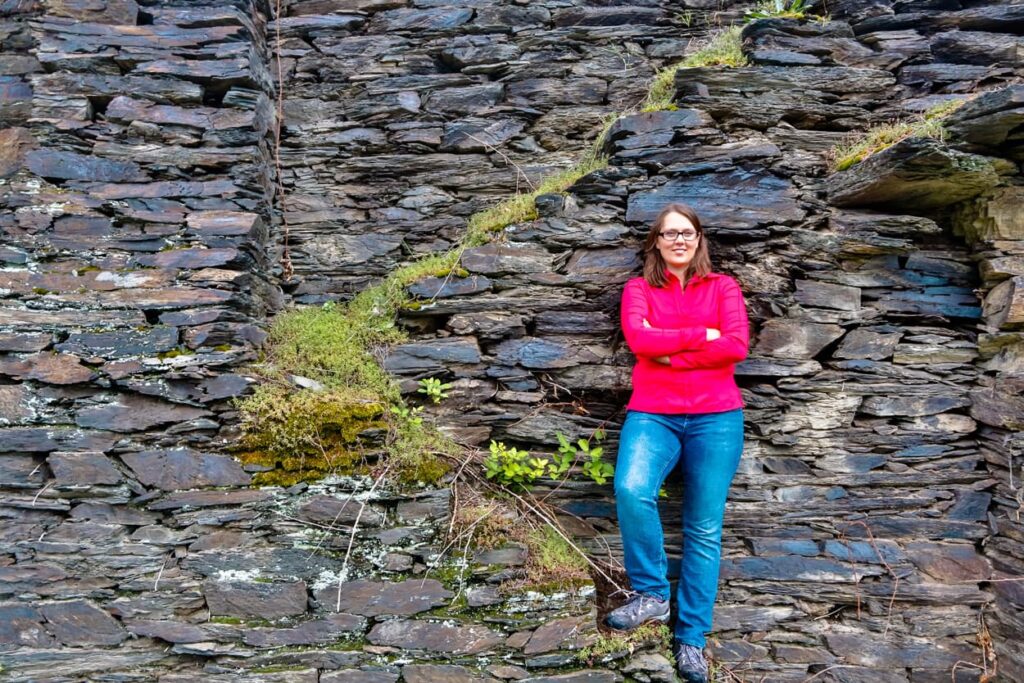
[[642, 26, 748, 112], [828, 98, 969, 172], [484, 440, 548, 489], [555, 430, 615, 485]]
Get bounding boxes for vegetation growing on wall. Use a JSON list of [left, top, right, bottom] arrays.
[[642, 26, 749, 112], [744, 0, 810, 21], [829, 98, 970, 172]]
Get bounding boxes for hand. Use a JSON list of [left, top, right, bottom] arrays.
[[642, 318, 651, 328], [706, 328, 721, 341], [654, 355, 671, 365]]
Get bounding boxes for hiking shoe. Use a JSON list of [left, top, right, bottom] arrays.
[[673, 640, 709, 683], [603, 590, 669, 631]]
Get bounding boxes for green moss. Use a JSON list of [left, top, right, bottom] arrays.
[[642, 26, 748, 112], [213, 343, 232, 352], [235, 387, 387, 486], [829, 98, 969, 172], [31, 287, 51, 295], [158, 347, 194, 359], [209, 616, 244, 624], [579, 623, 672, 663]]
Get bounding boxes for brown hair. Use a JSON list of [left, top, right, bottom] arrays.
[[641, 202, 712, 288]]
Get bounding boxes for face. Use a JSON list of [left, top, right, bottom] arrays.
[[656, 212, 700, 270]]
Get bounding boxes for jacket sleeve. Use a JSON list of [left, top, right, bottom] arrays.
[[620, 279, 708, 357], [668, 278, 749, 370]]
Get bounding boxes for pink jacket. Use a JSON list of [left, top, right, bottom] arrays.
[[620, 270, 749, 414]]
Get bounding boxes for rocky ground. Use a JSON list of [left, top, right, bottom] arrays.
[[1, 0, 1023, 681]]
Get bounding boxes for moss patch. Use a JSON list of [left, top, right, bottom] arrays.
[[579, 623, 673, 664], [235, 387, 387, 486]]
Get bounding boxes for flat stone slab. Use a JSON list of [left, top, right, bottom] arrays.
[[402, 664, 496, 683], [39, 600, 127, 646], [827, 137, 1015, 209], [121, 449, 250, 491], [626, 169, 805, 231], [47, 452, 122, 487], [204, 579, 309, 620], [315, 578, 452, 617], [242, 613, 366, 647], [367, 619, 504, 654]]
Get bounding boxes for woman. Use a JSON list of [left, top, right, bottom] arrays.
[[606, 202, 749, 683]]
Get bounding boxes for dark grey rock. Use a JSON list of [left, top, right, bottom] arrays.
[[384, 338, 481, 374], [243, 613, 366, 646], [402, 664, 496, 683], [626, 169, 805, 230], [314, 578, 452, 617], [827, 138, 1015, 209], [0, 603, 58, 648], [204, 580, 309, 620], [120, 449, 250, 491], [47, 452, 122, 487], [367, 619, 504, 654], [39, 600, 127, 646], [75, 395, 211, 433]]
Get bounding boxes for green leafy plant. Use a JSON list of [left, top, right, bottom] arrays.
[[390, 404, 423, 427], [548, 433, 576, 478], [580, 435, 613, 485], [417, 377, 453, 404], [554, 429, 614, 485], [484, 440, 548, 488], [744, 0, 809, 21]]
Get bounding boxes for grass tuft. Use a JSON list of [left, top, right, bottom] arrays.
[[522, 525, 591, 589], [829, 98, 970, 172], [579, 622, 673, 664], [642, 26, 748, 112], [465, 131, 611, 246], [744, 0, 810, 21]]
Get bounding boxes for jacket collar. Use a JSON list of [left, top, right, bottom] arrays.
[[664, 269, 716, 284]]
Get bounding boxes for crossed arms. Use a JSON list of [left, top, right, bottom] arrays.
[[620, 278, 750, 370]]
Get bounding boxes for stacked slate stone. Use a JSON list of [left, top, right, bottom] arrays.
[[1, 0, 298, 678], [0, 2, 742, 682], [389, 0, 1024, 680], [271, 0, 747, 301], [1, 0, 1022, 680]]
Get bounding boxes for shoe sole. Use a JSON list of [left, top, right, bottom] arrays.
[[603, 611, 670, 631]]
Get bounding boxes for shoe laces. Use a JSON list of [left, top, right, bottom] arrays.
[[610, 588, 662, 603]]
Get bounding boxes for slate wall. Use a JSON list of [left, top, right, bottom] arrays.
[[1, 0, 1023, 681], [385, 1, 1024, 680]]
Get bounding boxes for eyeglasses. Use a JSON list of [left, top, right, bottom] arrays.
[[659, 230, 699, 242]]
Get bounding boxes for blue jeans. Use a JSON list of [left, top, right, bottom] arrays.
[[614, 408, 744, 648]]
